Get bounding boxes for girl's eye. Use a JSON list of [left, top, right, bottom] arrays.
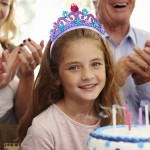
[[68, 66, 79, 70], [92, 62, 101, 67]]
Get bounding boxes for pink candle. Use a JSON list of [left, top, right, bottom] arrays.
[[128, 112, 131, 131], [125, 105, 129, 126], [139, 107, 142, 126]]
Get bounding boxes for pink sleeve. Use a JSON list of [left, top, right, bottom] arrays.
[[21, 121, 54, 150]]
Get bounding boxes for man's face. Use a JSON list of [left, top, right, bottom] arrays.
[[94, 0, 135, 25]]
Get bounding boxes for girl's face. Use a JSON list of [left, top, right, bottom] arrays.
[[58, 38, 106, 103], [0, 0, 11, 26]]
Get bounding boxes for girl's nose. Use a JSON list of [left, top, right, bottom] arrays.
[[81, 68, 94, 81]]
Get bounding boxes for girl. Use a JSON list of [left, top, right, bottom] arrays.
[[18, 4, 124, 150]]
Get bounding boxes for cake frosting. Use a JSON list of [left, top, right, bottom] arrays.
[[87, 125, 150, 150]]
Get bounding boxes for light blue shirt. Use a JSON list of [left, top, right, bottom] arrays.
[[106, 26, 150, 125]]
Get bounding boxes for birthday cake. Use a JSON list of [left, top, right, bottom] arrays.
[[87, 125, 150, 150]]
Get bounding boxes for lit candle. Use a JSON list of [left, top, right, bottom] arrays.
[[139, 107, 142, 127], [145, 105, 149, 127], [112, 105, 116, 128], [125, 105, 129, 126]]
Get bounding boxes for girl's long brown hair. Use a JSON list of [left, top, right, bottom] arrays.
[[18, 29, 125, 141]]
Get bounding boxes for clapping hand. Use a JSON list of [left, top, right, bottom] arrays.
[[18, 38, 44, 77], [0, 38, 44, 88], [0, 50, 10, 88], [115, 56, 133, 86], [127, 40, 150, 84], [0, 45, 20, 88]]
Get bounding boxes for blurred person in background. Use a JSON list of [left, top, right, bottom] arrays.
[[0, 0, 44, 124]]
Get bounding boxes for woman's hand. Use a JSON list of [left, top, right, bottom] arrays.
[[0, 45, 20, 88], [0, 50, 9, 88], [18, 38, 44, 77]]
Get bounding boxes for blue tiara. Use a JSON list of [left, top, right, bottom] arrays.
[[49, 3, 106, 55]]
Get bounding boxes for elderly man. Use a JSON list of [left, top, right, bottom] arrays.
[[93, 0, 150, 124]]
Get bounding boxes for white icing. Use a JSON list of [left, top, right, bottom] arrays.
[[88, 125, 150, 150], [101, 126, 150, 138]]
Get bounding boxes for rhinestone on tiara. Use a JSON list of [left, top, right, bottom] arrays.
[[49, 3, 106, 55]]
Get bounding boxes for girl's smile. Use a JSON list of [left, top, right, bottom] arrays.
[[78, 83, 99, 92]]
